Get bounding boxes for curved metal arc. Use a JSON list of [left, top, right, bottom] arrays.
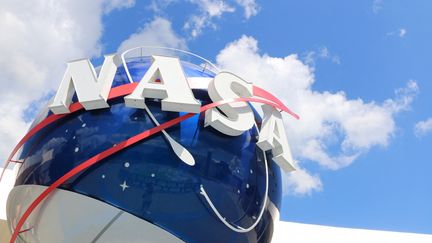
[[144, 103, 195, 166], [120, 46, 220, 84], [199, 143, 269, 233]]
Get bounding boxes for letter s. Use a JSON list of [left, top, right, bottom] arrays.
[[205, 72, 255, 136]]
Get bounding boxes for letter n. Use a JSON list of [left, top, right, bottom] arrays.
[[49, 54, 120, 114]]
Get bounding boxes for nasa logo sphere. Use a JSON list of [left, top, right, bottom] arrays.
[[4, 47, 297, 243]]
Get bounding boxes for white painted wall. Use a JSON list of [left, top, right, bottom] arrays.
[[273, 221, 432, 243], [0, 166, 16, 220]]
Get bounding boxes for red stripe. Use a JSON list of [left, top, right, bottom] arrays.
[[253, 86, 300, 120], [18, 228, 32, 234], [9, 160, 23, 164]]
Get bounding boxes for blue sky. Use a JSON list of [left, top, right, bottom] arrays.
[[0, 0, 431, 235], [102, 0, 432, 234]]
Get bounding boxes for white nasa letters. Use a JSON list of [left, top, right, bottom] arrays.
[[124, 55, 201, 113], [48, 54, 296, 171], [49, 54, 121, 114], [205, 72, 255, 136], [257, 105, 296, 172]]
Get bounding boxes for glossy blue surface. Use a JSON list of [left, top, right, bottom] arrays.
[[15, 58, 282, 243]]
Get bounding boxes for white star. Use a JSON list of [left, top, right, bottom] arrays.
[[120, 181, 129, 191]]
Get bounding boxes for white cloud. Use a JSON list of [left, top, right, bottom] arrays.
[[414, 118, 432, 137], [304, 47, 341, 66], [372, 0, 383, 14], [0, 0, 128, 168], [399, 28, 407, 37], [387, 28, 408, 38], [216, 36, 418, 195], [148, 0, 178, 13], [103, 0, 136, 13], [149, 0, 258, 37], [235, 0, 259, 19], [184, 0, 235, 37], [118, 17, 187, 52], [283, 165, 323, 195], [383, 80, 418, 113]]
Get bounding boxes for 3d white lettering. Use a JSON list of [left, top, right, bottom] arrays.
[[124, 55, 201, 113], [49, 53, 296, 172], [205, 72, 255, 136], [49, 54, 121, 114], [257, 105, 296, 172]]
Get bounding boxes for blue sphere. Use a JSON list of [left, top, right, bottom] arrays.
[[13, 56, 282, 243]]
